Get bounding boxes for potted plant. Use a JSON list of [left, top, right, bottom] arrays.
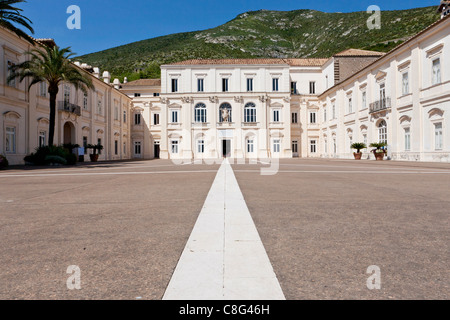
[[87, 144, 104, 162], [370, 142, 387, 161], [351, 143, 367, 160]]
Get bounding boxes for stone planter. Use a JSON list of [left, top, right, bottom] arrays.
[[374, 152, 385, 161], [89, 154, 99, 162], [354, 152, 363, 160]]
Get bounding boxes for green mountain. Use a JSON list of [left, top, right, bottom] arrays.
[[77, 6, 440, 81]]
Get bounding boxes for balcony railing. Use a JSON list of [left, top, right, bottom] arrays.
[[369, 97, 391, 114], [59, 101, 81, 116]]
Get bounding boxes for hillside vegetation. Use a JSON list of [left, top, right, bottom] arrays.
[[77, 6, 440, 81]]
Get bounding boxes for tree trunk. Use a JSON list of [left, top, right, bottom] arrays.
[[48, 87, 58, 146]]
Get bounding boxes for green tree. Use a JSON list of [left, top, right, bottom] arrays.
[[9, 46, 95, 146], [0, 0, 34, 43]]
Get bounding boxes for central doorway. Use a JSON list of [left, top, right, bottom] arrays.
[[222, 139, 231, 158]]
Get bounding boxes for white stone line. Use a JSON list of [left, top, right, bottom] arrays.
[[163, 159, 285, 300]]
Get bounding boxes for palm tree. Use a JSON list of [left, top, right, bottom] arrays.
[[0, 0, 34, 43], [8, 45, 95, 146]]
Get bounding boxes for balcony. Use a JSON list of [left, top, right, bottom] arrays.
[[59, 101, 81, 116], [369, 98, 391, 114]]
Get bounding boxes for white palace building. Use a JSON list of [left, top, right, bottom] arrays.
[[121, 14, 450, 163], [1, 6, 449, 165]]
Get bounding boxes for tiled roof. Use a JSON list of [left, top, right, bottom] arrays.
[[333, 48, 385, 57], [168, 59, 287, 66], [167, 58, 328, 67], [286, 58, 329, 66], [122, 79, 161, 86]]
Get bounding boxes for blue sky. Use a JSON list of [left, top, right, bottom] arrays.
[[18, 0, 440, 56]]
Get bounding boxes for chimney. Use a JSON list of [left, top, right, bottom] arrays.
[[93, 67, 100, 78], [113, 78, 120, 89], [102, 71, 111, 84]]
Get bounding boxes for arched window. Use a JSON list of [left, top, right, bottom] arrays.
[[219, 103, 232, 122], [378, 120, 387, 144], [195, 103, 207, 123], [244, 102, 257, 123]]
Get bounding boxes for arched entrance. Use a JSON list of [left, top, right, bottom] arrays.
[[63, 122, 75, 145]]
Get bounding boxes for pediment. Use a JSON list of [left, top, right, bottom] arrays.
[[375, 70, 387, 81]]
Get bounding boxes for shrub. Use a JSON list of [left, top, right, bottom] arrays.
[[23, 145, 77, 166], [45, 155, 67, 165], [0, 155, 9, 170]]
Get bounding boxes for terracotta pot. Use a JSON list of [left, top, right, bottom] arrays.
[[90, 154, 99, 162], [354, 152, 363, 160], [374, 152, 385, 161]]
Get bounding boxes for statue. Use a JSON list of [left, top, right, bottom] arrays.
[[221, 108, 230, 123]]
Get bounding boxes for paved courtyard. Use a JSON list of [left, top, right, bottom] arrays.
[[0, 159, 448, 300]]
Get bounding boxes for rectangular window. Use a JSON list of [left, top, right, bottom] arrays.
[[198, 79, 204, 92], [197, 140, 205, 154], [135, 113, 141, 125], [402, 72, 410, 95], [171, 79, 178, 93], [324, 107, 327, 122], [115, 140, 118, 155], [134, 141, 141, 155], [332, 103, 336, 119], [292, 141, 298, 154], [348, 97, 353, 114], [40, 82, 47, 98], [310, 140, 317, 153], [97, 98, 102, 115], [39, 131, 46, 148], [362, 91, 367, 109], [246, 78, 253, 92], [5, 127, 16, 153], [272, 78, 279, 92], [292, 113, 298, 124], [405, 127, 411, 151], [114, 104, 119, 121], [222, 78, 229, 92], [310, 112, 317, 124], [309, 81, 316, 94], [171, 110, 179, 123], [83, 93, 88, 110], [273, 139, 281, 153], [247, 140, 254, 153], [64, 85, 71, 105], [154, 113, 160, 125], [363, 134, 368, 147], [273, 110, 280, 123], [7, 61, 16, 88], [123, 142, 127, 155], [83, 136, 88, 155], [123, 111, 127, 123], [171, 141, 179, 154], [291, 82, 297, 95], [435, 123, 443, 150], [324, 139, 328, 153], [380, 83, 386, 108], [432, 58, 441, 85]]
